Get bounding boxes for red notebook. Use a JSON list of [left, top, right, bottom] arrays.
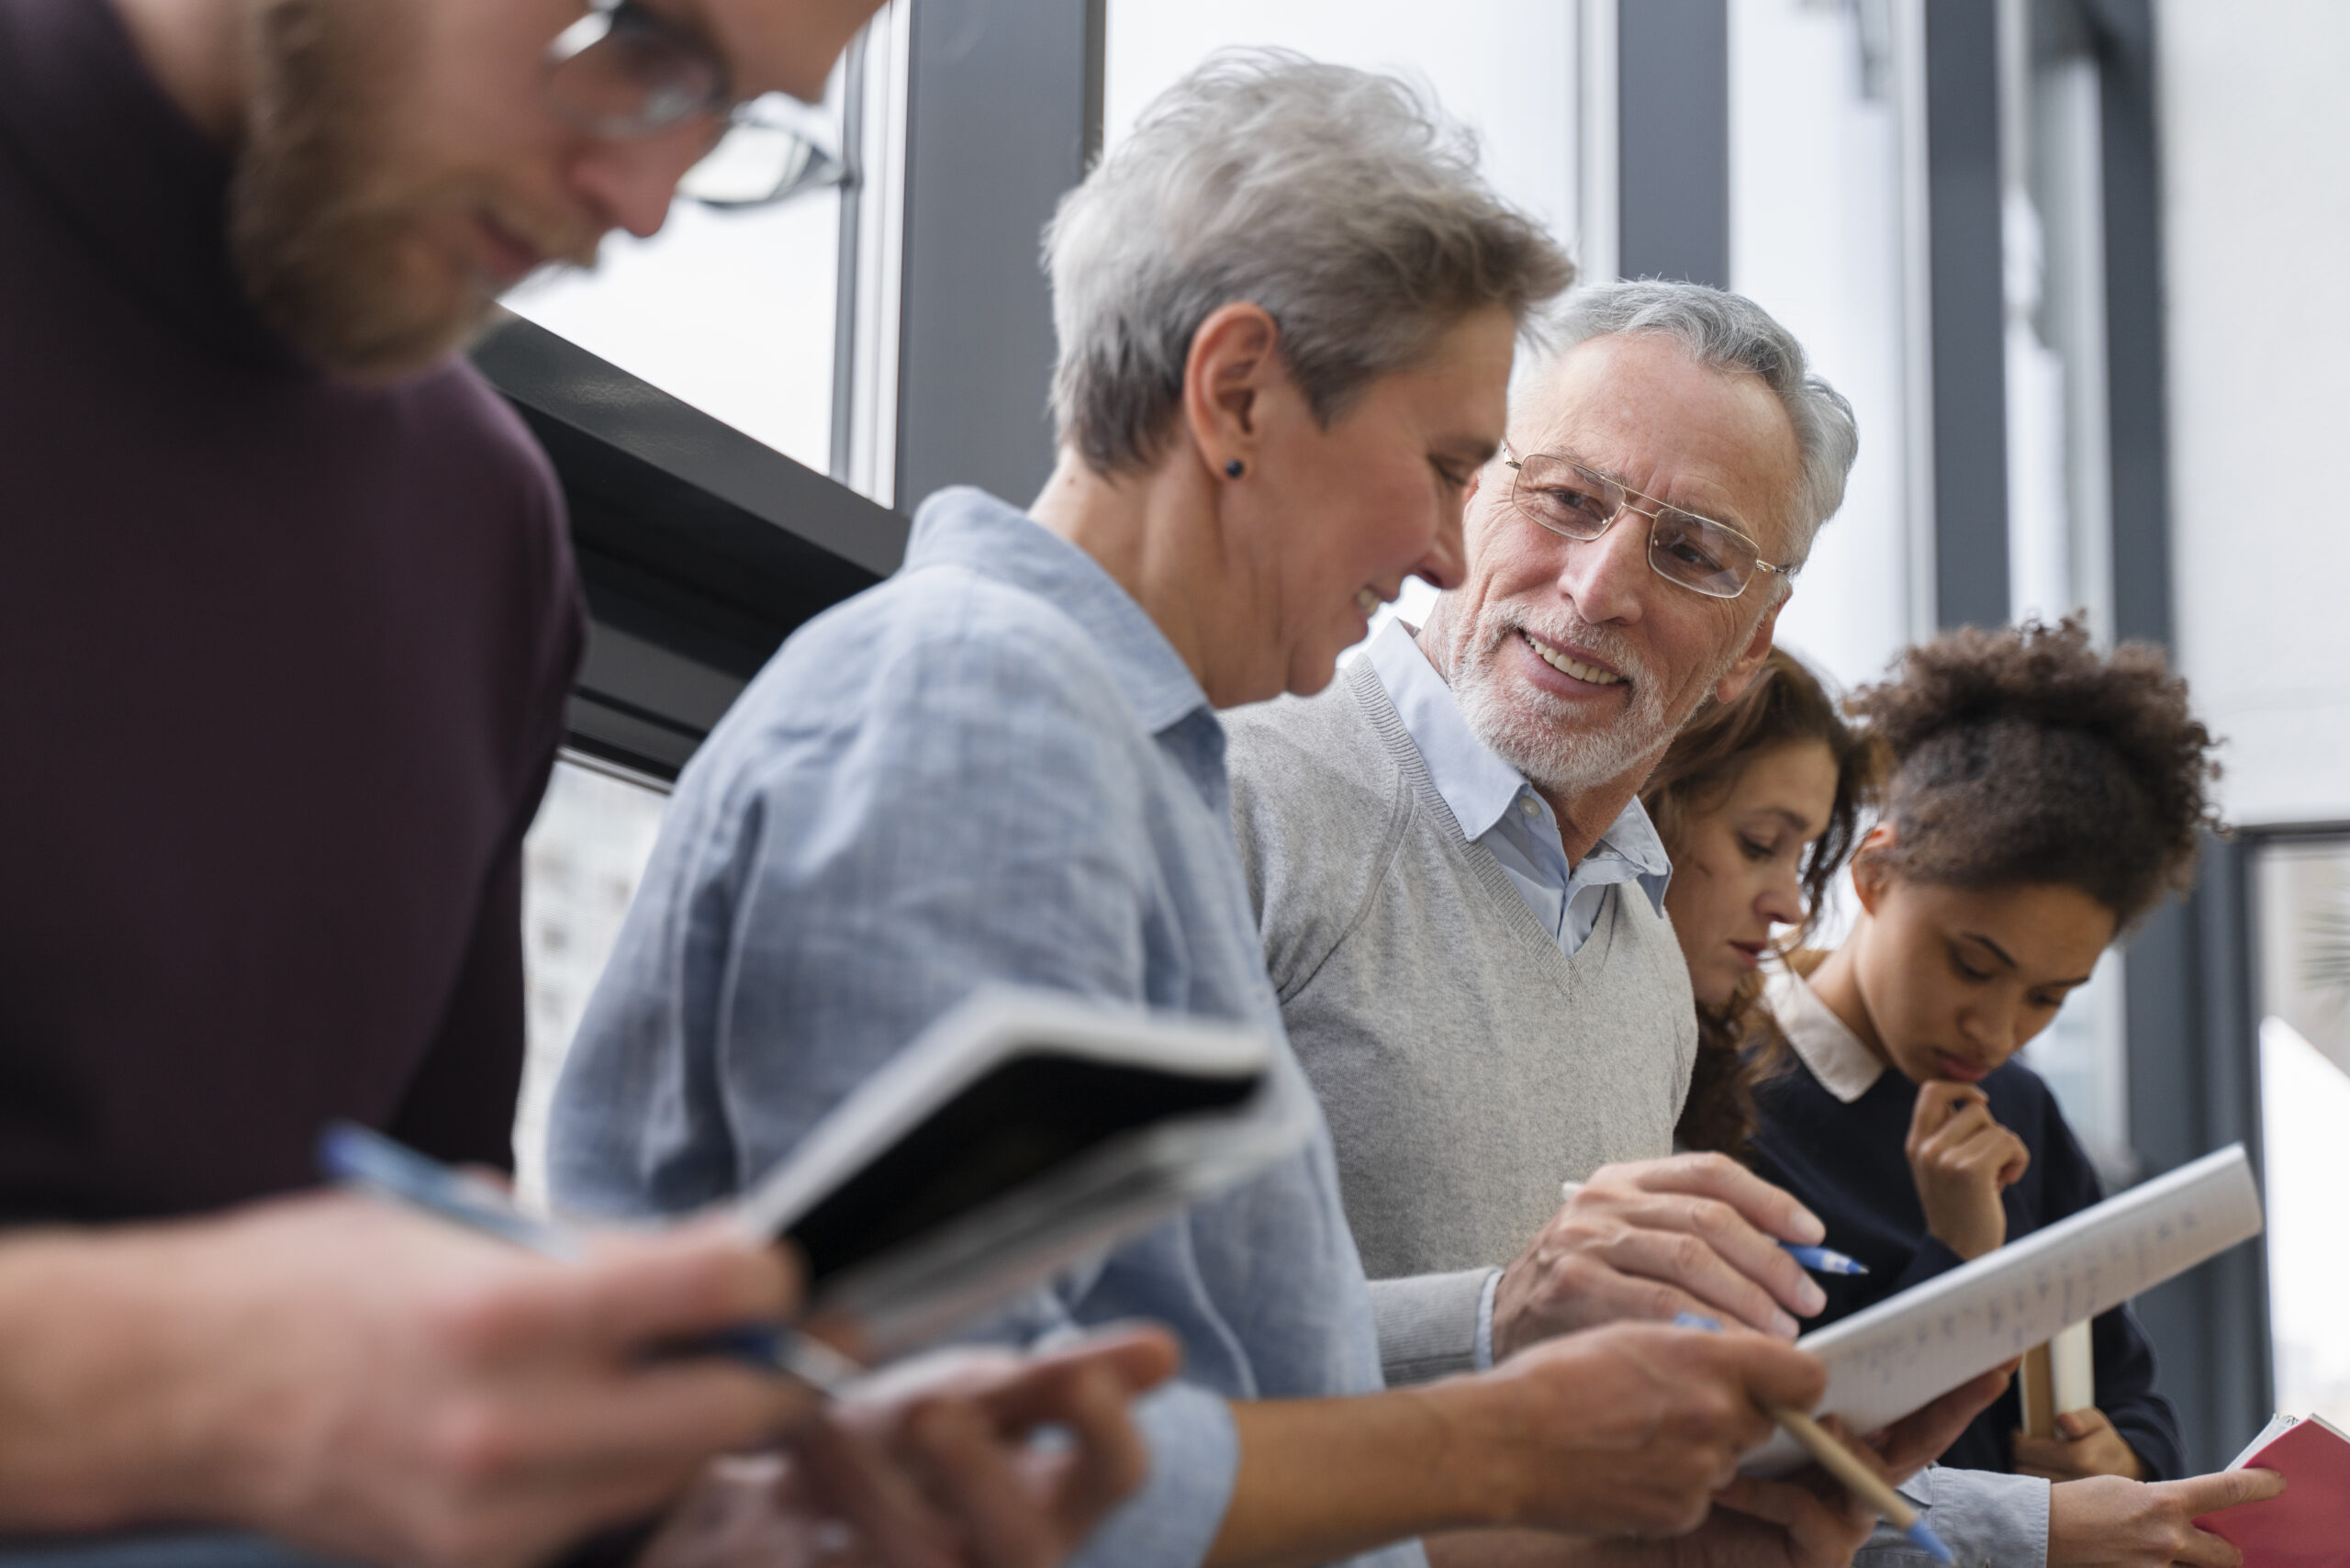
[[2196, 1412, 2350, 1568]]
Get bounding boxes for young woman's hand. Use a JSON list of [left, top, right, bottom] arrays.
[[2046, 1470, 2284, 1568], [1903, 1080, 2031, 1259], [2014, 1406, 2147, 1482]]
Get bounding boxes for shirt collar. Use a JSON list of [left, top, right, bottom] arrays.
[[1367, 619, 1536, 841], [1763, 964, 1887, 1103], [1585, 789, 1673, 886], [0, 0, 299, 372], [1365, 618, 1673, 888], [903, 487, 1214, 735]]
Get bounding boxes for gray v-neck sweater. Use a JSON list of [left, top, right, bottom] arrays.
[[1225, 659, 1697, 1382]]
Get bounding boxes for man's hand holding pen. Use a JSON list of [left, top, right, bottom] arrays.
[[1494, 1154, 1834, 1358], [259, 1126, 1170, 1568]]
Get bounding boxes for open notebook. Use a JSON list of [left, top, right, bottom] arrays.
[[2195, 1412, 2350, 1567], [733, 986, 1312, 1359], [1744, 1145, 2265, 1474]]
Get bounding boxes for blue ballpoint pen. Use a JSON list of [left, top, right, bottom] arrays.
[[1672, 1312, 1952, 1565], [1781, 1242, 1870, 1276], [317, 1121, 863, 1397], [1554, 1183, 1868, 1278]]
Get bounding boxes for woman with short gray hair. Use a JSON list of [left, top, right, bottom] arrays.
[[1049, 53, 1567, 479], [553, 50, 1839, 1568]]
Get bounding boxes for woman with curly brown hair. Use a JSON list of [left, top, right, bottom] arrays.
[[1751, 619, 2209, 1484], [1652, 622, 2284, 1567]]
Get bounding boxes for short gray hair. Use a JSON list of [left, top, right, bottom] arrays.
[[1046, 50, 1574, 476], [1535, 280, 1859, 567]]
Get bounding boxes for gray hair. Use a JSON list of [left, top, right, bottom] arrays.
[[1046, 50, 1574, 476], [1533, 280, 1859, 569]]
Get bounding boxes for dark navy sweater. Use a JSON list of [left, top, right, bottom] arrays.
[[1746, 1047, 2186, 1481]]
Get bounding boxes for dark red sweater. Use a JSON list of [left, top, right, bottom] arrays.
[[0, 0, 583, 1221]]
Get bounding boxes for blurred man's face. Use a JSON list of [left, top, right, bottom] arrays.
[[1420, 332, 1801, 803], [231, 0, 880, 382]]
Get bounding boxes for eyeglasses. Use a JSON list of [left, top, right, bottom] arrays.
[[543, 0, 849, 209], [1498, 442, 1792, 599]]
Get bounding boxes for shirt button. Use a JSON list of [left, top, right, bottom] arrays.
[[1518, 798, 1540, 818]]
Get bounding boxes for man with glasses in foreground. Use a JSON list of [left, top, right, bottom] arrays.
[[0, 0, 1166, 1563], [1225, 281, 2021, 1564]]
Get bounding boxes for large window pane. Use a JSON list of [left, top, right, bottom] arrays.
[[499, 41, 864, 477], [505, 196, 841, 475], [1729, 0, 1920, 698], [516, 757, 669, 1207], [2254, 836, 2350, 1428], [1994, 0, 2132, 1179]]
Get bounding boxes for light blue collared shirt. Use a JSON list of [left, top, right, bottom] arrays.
[[1363, 619, 1671, 954], [551, 488, 1419, 1568]]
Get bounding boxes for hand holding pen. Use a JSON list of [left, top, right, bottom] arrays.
[[1495, 1155, 1840, 1357], [1675, 1311, 1954, 1563], [316, 1123, 1176, 1568], [319, 1121, 865, 1394], [116, 1162, 816, 1568]]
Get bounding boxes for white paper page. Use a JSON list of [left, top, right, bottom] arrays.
[[1745, 1144, 2264, 1473], [2227, 1412, 2301, 1470], [2051, 1317, 2097, 1414]]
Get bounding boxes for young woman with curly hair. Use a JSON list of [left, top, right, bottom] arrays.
[[1648, 623, 2284, 1566]]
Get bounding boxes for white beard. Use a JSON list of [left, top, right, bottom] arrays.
[[1438, 609, 1733, 797]]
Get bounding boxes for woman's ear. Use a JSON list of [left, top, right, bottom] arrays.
[[1849, 821, 1897, 915], [1181, 302, 1281, 479]]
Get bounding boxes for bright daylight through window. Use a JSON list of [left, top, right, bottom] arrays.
[[499, 44, 856, 474], [2253, 838, 2350, 1430], [515, 757, 667, 1206]]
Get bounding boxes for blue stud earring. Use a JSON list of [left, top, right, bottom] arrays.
[[1225, 458, 1246, 478]]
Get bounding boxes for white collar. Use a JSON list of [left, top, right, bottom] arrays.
[[1762, 964, 1886, 1103]]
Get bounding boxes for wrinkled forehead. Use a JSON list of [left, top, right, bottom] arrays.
[[1511, 332, 1802, 547]]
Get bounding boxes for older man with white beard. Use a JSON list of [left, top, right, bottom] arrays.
[[1227, 280, 1854, 1389], [1225, 279, 2052, 1568]]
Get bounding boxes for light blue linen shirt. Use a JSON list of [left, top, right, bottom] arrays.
[[549, 487, 1419, 1568], [1363, 619, 1671, 953]]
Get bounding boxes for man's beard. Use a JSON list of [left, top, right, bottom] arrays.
[[227, 0, 594, 383], [1436, 602, 1739, 799]]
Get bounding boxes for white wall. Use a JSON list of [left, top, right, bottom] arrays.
[[2160, 0, 2350, 828]]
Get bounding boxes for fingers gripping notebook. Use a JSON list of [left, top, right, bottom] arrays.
[[1744, 1145, 2266, 1474], [732, 987, 1313, 1360], [2197, 1412, 2350, 1567]]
